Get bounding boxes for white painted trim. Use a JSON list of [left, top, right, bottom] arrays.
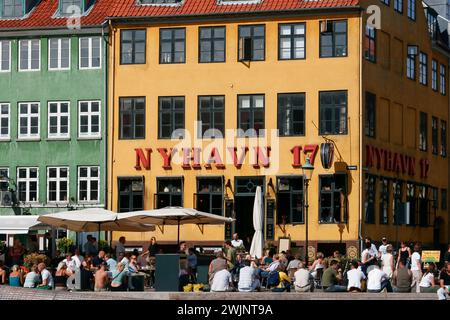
[[79, 37, 102, 70], [0, 103, 10, 140], [46, 166, 70, 204], [47, 101, 70, 139], [78, 100, 101, 138], [18, 39, 41, 72], [17, 102, 40, 139], [77, 166, 100, 203], [0, 40, 11, 72], [16, 167, 39, 203], [48, 38, 71, 71]]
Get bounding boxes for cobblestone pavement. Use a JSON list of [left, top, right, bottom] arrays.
[[0, 286, 440, 300]]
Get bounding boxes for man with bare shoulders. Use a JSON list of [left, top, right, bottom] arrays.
[[94, 263, 109, 292]]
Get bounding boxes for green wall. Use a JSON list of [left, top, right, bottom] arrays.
[[0, 33, 107, 216]]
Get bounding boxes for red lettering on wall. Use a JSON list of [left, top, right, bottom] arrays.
[[182, 148, 192, 169], [420, 159, 430, 179], [157, 148, 173, 169], [366, 145, 375, 168], [192, 148, 202, 169], [134, 148, 152, 170], [304, 144, 319, 164], [291, 146, 303, 168], [205, 148, 225, 169], [227, 147, 248, 169], [253, 147, 271, 168]]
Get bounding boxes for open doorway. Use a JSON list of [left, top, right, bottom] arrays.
[[234, 177, 265, 250]]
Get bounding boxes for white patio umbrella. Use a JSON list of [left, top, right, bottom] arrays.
[[37, 208, 155, 233], [120, 207, 234, 244], [250, 186, 264, 259]]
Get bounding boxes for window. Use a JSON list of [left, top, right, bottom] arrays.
[[419, 112, 427, 151], [199, 26, 225, 63], [78, 166, 99, 203], [394, 0, 403, 12], [140, 0, 183, 3], [381, 0, 390, 5], [432, 59, 438, 91], [238, 25, 265, 61], [0, 40, 10, 72], [364, 174, 376, 224], [0, 168, 9, 192], [406, 183, 416, 225], [79, 37, 101, 69], [379, 178, 389, 224], [320, 20, 347, 58], [47, 167, 69, 203], [441, 120, 447, 157], [2, 0, 23, 18], [319, 174, 347, 223], [441, 189, 447, 210], [419, 52, 427, 85], [407, 0, 416, 20], [59, 0, 83, 16], [120, 29, 146, 65], [198, 96, 225, 138], [277, 93, 305, 136], [17, 167, 38, 203], [0, 103, 9, 140], [278, 23, 305, 60], [48, 38, 70, 70], [156, 177, 183, 208], [196, 177, 223, 216], [365, 92, 376, 138], [78, 101, 101, 138], [431, 187, 438, 209], [238, 94, 265, 137], [19, 39, 40, 71], [18, 102, 40, 139], [159, 28, 185, 64], [276, 176, 304, 224], [118, 178, 144, 213], [48, 102, 70, 139], [158, 96, 184, 139], [119, 97, 145, 139], [418, 185, 429, 226], [407, 46, 416, 80], [393, 180, 404, 225], [319, 91, 347, 135], [440, 64, 446, 95], [432, 117, 438, 155], [364, 25, 376, 62]]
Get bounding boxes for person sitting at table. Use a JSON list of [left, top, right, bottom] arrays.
[[208, 250, 228, 285], [110, 262, 127, 291], [37, 263, 54, 290], [62, 252, 77, 275], [23, 264, 40, 288], [128, 255, 139, 273], [54, 262, 69, 288], [271, 265, 292, 292], [105, 253, 117, 271], [261, 249, 273, 266], [82, 255, 93, 271], [94, 263, 109, 292], [9, 265, 23, 287], [92, 250, 106, 269], [419, 262, 439, 293], [238, 258, 260, 292]]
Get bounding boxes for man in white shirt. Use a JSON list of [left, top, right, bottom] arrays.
[[367, 265, 392, 293], [211, 269, 233, 292], [62, 253, 77, 274], [294, 262, 313, 292], [231, 233, 244, 249], [411, 243, 423, 293], [72, 248, 84, 269], [238, 260, 260, 292], [346, 261, 366, 292], [363, 237, 378, 258], [378, 237, 389, 257]]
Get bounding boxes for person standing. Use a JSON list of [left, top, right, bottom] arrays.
[[115, 236, 126, 259], [378, 237, 389, 257], [396, 241, 412, 269], [410, 243, 423, 293], [361, 242, 377, 275], [224, 241, 236, 270], [381, 245, 394, 279]]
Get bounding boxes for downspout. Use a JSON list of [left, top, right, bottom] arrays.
[[358, 10, 364, 255], [109, 19, 116, 214], [102, 20, 109, 241]]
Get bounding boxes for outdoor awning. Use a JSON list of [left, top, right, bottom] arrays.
[[0, 215, 50, 234]]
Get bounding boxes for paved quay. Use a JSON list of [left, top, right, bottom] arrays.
[[0, 286, 440, 300]]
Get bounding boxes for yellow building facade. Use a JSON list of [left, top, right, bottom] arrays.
[[107, 0, 449, 256]]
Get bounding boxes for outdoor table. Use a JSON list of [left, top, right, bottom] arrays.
[[129, 273, 145, 291]]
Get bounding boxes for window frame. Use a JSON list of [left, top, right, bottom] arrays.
[[365, 92, 376, 138], [18, 39, 41, 72], [17, 167, 39, 203], [77, 166, 100, 203], [198, 26, 226, 63], [407, 0, 416, 20], [364, 174, 377, 224], [318, 174, 348, 224], [159, 28, 186, 64], [379, 177, 390, 225], [441, 120, 447, 157], [419, 111, 428, 152], [237, 94, 265, 137], [432, 59, 438, 91], [197, 95, 225, 139], [196, 177, 224, 216], [78, 100, 101, 139], [158, 96, 185, 139], [277, 92, 305, 137], [394, 0, 403, 13], [48, 101, 70, 140], [117, 177, 144, 213], [79, 37, 102, 70], [48, 38, 71, 71], [155, 177, 184, 208], [238, 24, 266, 62], [440, 64, 446, 95], [276, 175, 304, 224], [364, 25, 376, 63], [47, 167, 69, 204], [319, 90, 348, 135], [0, 167, 9, 192], [419, 52, 427, 85], [0, 102, 10, 140], [278, 23, 306, 61], [18, 102, 40, 140], [406, 46, 416, 80], [120, 29, 147, 65], [432, 116, 438, 155], [319, 20, 348, 58], [119, 96, 146, 140], [1, 0, 24, 18], [0, 40, 11, 72]]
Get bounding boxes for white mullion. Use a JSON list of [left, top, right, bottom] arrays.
[[27, 40, 32, 70], [87, 102, 92, 135], [88, 38, 93, 68]]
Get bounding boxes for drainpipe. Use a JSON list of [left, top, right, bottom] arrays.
[[358, 10, 364, 255], [102, 20, 109, 242]]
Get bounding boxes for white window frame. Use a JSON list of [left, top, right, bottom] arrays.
[[78, 166, 100, 203], [48, 38, 71, 71], [78, 100, 101, 139], [18, 39, 41, 72], [47, 167, 69, 203], [79, 37, 101, 70], [48, 101, 70, 139], [0, 40, 11, 72], [0, 103, 10, 140], [17, 167, 39, 203], [0, 167, 9, 192], [18, 102, 40, 140]]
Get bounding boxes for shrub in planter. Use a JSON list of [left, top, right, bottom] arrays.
[[23, 253, 51, 269]]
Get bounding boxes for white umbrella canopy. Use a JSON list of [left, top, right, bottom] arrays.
[[119, 207, 234, 243], [250, 186, 264, 259], [37, 208, 155, 232]]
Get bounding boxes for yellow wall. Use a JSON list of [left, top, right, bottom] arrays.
[[108, 13, 363, 246], [361, 0, 449, 245]]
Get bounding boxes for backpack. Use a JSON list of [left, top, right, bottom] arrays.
[[267, 271, 280, 288]]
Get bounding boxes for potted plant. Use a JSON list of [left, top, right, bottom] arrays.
[[23, 253, 51, 269], [98, 239, 111, 253], [57, 237, 74, 254]]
